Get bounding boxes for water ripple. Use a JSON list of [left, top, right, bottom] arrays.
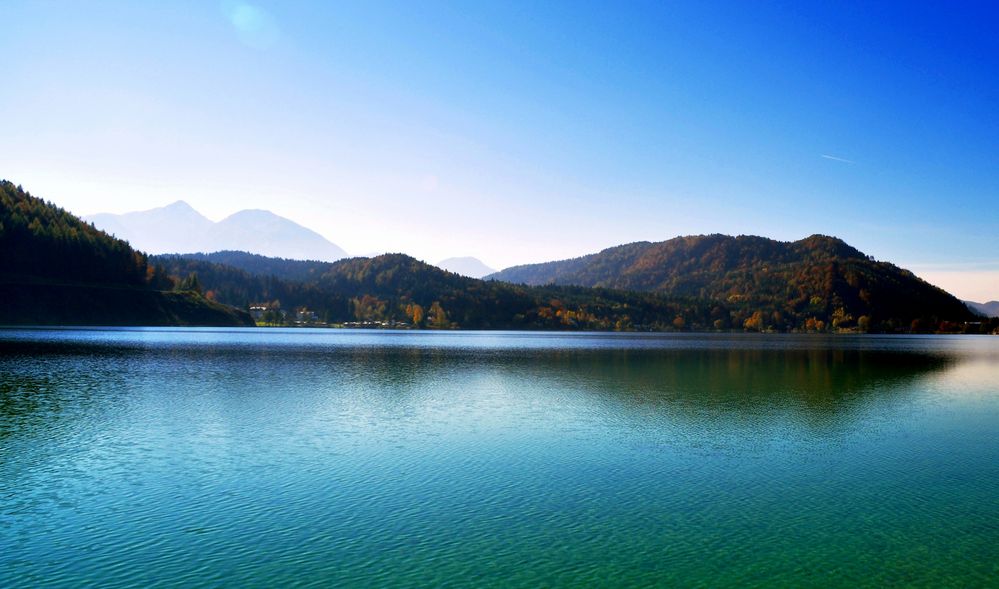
[[2, 329, 998, 587]]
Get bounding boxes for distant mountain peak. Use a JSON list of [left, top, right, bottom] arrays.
[[437, 256, 496, 278], [965, 300, 999, 318], [139, 200, 205, 219], [222, 208, 278, 220], [87, 201, 348, 261]]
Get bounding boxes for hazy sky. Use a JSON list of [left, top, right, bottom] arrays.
[[2, 1, 997, 299]]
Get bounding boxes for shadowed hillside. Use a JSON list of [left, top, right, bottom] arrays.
[[0, 181, 253, 327], [965, 300, 999, 318], [177, 251, 334, 282]]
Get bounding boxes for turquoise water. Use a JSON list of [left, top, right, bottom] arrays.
[[2, 329, 998, 587]]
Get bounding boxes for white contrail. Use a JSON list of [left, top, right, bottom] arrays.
[[821, 154, 856, 164]]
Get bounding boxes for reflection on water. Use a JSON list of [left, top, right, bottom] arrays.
[[1, 329, 998, 588], [0, 334, 957, 439]]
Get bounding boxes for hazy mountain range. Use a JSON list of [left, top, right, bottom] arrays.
[[965, 300, 999, 318], [86, 201, 348, 262], [436, 257, 496, 278], [86, 202, 499, 276]]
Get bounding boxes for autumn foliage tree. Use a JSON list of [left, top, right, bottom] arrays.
[[147, 244, 980, 333]]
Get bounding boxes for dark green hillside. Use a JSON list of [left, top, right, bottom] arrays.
[[1, 181, 147, 285], [151, 254, 344, 319], [178, 251, 333, 282], [489, 234, 976, 332], [155, 252, 725, 330], [155, 249, 994, 333], [0, 282, 252, 327], [0, 180, 253, 326]]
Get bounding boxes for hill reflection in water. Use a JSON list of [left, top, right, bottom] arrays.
[[2, 330, 997, 588]]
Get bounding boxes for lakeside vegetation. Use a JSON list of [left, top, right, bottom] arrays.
[[154, 253, 726, 331]]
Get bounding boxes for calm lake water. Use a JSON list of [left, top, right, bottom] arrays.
[[2, 328, 998, 587]]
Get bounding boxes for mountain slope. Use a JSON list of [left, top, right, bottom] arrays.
[[1, 181, 253, 326], [489, 234, 974, 330], [436, 257, 496, 278], [965, 300, 999, 318], [87, 201, 213, 255], [87, 203, 347, 261], [206, 210, 347, 261]]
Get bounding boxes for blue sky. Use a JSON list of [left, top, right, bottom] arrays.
[[2, 1, 997, 299]]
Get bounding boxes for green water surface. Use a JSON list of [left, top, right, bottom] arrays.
[[2, 329, 998, 587]]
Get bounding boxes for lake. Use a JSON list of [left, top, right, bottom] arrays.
[[2, 328, 998, 587]]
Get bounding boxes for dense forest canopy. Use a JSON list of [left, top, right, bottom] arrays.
[[1, 180, 148, 285], [156, 246, 988, 333], [153, 252, 720, 331], [0, 180, 251, 326], [177, 251, 334, 282], [488, 234, 977, 332]]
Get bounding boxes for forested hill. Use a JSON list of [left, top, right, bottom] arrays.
[[177, 251, 334, 282], [491, 234, 867, 288], [2, 178, 980, 332], [488, 234, 976, 331], [155, 247, 988, 333], [1, 181, 148, 286], [0, 180, 253, 326], [153, 252, 713, 331]]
